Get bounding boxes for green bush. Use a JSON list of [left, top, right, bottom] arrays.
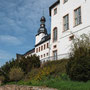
[[43, 59, 69, 76], [34, 65, 56, 81], [25, 59, 69, 81], [66, 34, 90, 82], [25, 68, 39, 80], [0, 76, 5, 84], [19, 55, 40, 74], [9, 67, 24, 82], [60, 73, 70, 81]]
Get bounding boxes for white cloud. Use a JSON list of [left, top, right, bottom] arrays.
[[0, 35, 23, 45]]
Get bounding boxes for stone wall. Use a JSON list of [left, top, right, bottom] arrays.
[[0, 85, 57, 90]]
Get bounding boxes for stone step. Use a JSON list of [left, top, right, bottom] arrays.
[[0, 85, 57, 90]]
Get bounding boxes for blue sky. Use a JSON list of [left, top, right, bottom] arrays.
[[0, 0, 56, 66]]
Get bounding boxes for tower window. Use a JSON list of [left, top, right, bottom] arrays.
[[54, 8, 57, 15], [74, 7, 81, 26], [53, 27, 57, 42], [63, 14, 69, 31]]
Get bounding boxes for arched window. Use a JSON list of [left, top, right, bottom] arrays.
[[53, 27, 57, 42]]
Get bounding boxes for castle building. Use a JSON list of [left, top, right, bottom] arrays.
[[16, 0, 90, 62]]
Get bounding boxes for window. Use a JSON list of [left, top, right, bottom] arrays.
[[74, 7, 81, 26], [36, 48, 38, 53], [54, 8, 57, 15], [41, 46, 43, 51], [39, 47, 40, 52], [64, 0, 68, 3], [53, 28, 57, 42], [44, 54, 45, 57], [47, 53, 48, 56], [53, 45, 57, 49], [53, 50, 57, 60], [63, 14, 69, 31], [47, 43, 49, 48], [69, 35, 74, 41], [41, 55, 43, 58], [44, 44, 46, 49]]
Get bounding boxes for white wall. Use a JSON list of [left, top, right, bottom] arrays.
[[50, 0, 90, 57], [50, 3, 60, 57]]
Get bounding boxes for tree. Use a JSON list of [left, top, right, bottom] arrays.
[[9, 67, 24, 82], [66, 34, 90, 82], [0, 58, 19, 81], [19, 55, 40, 74]]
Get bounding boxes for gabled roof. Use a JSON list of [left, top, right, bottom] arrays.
[[49, 0, 60, 16], [16, 48, 35, 59], [35, 34, 51, 47], [23, 48, 35, 56]]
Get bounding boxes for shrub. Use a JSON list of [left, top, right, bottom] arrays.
[[0, 76, 5, 84], [34, 66, 56, 81], [66, 34, 90, 82], [0, 58, 20, 82], [25, 68, 39, 80], [26, 59, 69, 81], [9, 67, 24, 82], [43, 59, 69, 76], [60, 73, 69, 81], [19, 55, 40, 74]]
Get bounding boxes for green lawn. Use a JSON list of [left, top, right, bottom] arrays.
[[7, 78, 90, 90]]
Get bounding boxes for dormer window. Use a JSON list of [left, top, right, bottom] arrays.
[[54, 8, 57, 15], [64, 0, 68, 3]]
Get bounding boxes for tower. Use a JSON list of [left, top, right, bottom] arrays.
[[35, 16, 48, 45]]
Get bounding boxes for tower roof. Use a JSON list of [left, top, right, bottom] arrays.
[[36, 16, 48, 35]]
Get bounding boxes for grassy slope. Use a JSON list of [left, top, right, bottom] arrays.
[[7, 79, 90, 90], [6, 59, 90, 90]]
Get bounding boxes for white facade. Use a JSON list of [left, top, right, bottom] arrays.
[[50, 0, 90, 58]]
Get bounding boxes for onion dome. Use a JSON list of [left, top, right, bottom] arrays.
[[40, 16, 46, 22]]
